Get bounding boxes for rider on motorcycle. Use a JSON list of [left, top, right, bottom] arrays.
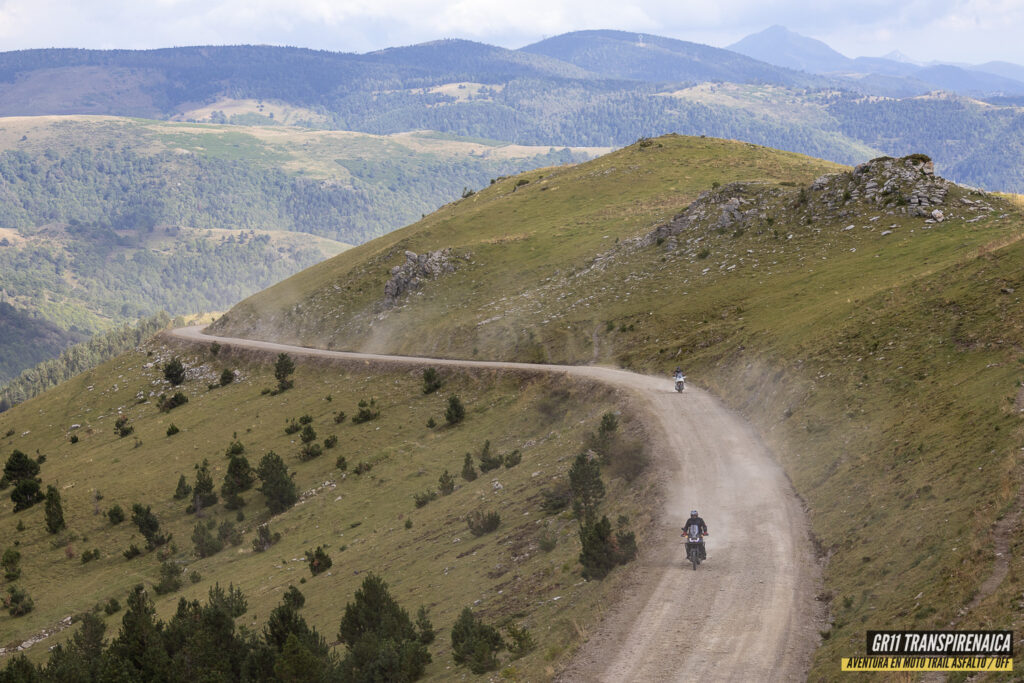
[[674, 367, 685, 382], [683, 510, 708, 560]]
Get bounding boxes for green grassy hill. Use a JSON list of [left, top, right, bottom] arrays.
[[0, 339, 653, 679], [212, 135, 1024, 676]]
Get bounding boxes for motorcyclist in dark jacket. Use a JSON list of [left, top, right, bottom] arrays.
[[683, 510, 708, 560]]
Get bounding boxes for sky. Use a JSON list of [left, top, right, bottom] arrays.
[[1, 0, 1023, 65]]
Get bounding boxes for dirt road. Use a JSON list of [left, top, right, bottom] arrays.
[[170, 326, 822, 681]]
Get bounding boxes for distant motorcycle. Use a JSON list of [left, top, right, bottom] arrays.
[[683, 524, 706, 570], [674, 376, 686, 392]]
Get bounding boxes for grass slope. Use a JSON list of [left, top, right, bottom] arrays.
[[214, 135, 1024, 677], [0, 339, 654, 680]]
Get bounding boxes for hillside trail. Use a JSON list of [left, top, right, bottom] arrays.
[[170, 326, 822, 681]]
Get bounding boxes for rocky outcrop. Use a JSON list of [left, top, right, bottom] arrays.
[[383, 249, 460, 306], [638, 183, 783, 249]]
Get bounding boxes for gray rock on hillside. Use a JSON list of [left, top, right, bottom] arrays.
[[383, 249, 461, 306]]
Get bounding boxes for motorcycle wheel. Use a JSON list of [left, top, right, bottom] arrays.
[[691, 555, 699, 571]]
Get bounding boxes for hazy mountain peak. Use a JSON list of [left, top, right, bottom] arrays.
[[881, 49, 920, 65], [727, 25, 852, 74]]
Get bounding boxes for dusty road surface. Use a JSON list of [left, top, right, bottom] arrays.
[[171, 326, 822, 682]]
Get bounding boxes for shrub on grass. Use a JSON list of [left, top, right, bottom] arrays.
[[218, 520, 242, 546], [225, 440, 245, 457], [299, 443, 323, 461], [299, 423, 315, 446], [461, 453, 477, 482], [192, 522, 223, 558], [11, 478, 42, 512], [506, 623, 536, 659], [173, 474, 192, 500], [353, 461, 373, 475], [114, 415, 133, 437], [445, 396, 465, 425], [123, 544, 142, 559], [298, 414, 313, 425], [189, 459, 218, 512], [323, 435, 338, 449], [438, 470, 455, 495], [426, 417, 436, 428], [335, 455, 348, 471], [104, 597, 121, 615], [219, 368, 235, 386], [153, 561, 182, 595], [283, 585, 305, 610], [3, 449, 39, 483], [163, 357, 185, 385], [166, 423, 180, 436], [5, 585, 34, 616], [80, 549, 100, 563], [158, 391, 188, 412], [352, 398, 380, 424], [2, 548, 21, 581], [466, 510, 501, 536], [131, 504, 170, 549], [333, 411, 347, 424], [503, 449, 522, 468], [540, 482, 571, 514], [578, 515, 637, 580], [45, 485, 66, 534], [257, 452, 298, 514], [252, 523, 281, 552], [478, 440, 502, 472], [422, 367, 442, 394], [568, 452, 605, 522], [221, 453, 255, 499], [305, 546, 332, 576], [274, 353, 295, 392], [284, 420, 301, 435], [105, 504, 125, 526], [451, 607, 504, 673], [413, 490, 437, 508]]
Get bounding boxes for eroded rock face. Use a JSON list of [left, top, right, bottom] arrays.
[[383, 249, 459, 306]]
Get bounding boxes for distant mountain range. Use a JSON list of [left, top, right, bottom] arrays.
[[2, 29, 1024, 192], [728, 25, 1024, 96]]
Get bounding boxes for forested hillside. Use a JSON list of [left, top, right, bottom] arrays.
[[0, 312, 173, 410], [0, 303, 85, 385], [0, 117, 594, 383]]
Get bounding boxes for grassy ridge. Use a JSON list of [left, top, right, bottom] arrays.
[[213, 135, 1024, 677], [0, 339, 655, 679]]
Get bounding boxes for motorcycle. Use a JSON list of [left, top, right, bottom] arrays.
[[674, 375, 686, 392], [683, 524, 706, 570]]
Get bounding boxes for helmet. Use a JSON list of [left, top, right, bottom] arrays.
[[675, 367, 682, 372], [690, 510, 698, 517]]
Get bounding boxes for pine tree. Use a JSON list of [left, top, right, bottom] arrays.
[[257, 452, 298, 514], [163, 357, 186, 385], [44, 485, 65, 533], [460, 453, 477, 482], [445, 395, 465, 425], [568, 452, 605, 522], [173, 474, 192, 500], [191, 459, 218, 511], [274, 353, 295, 392]]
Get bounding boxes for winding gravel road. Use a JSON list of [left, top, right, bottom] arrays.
[[171, 326, 822, 681]]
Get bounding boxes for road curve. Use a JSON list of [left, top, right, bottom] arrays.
[[169, 326, 822, 681]]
